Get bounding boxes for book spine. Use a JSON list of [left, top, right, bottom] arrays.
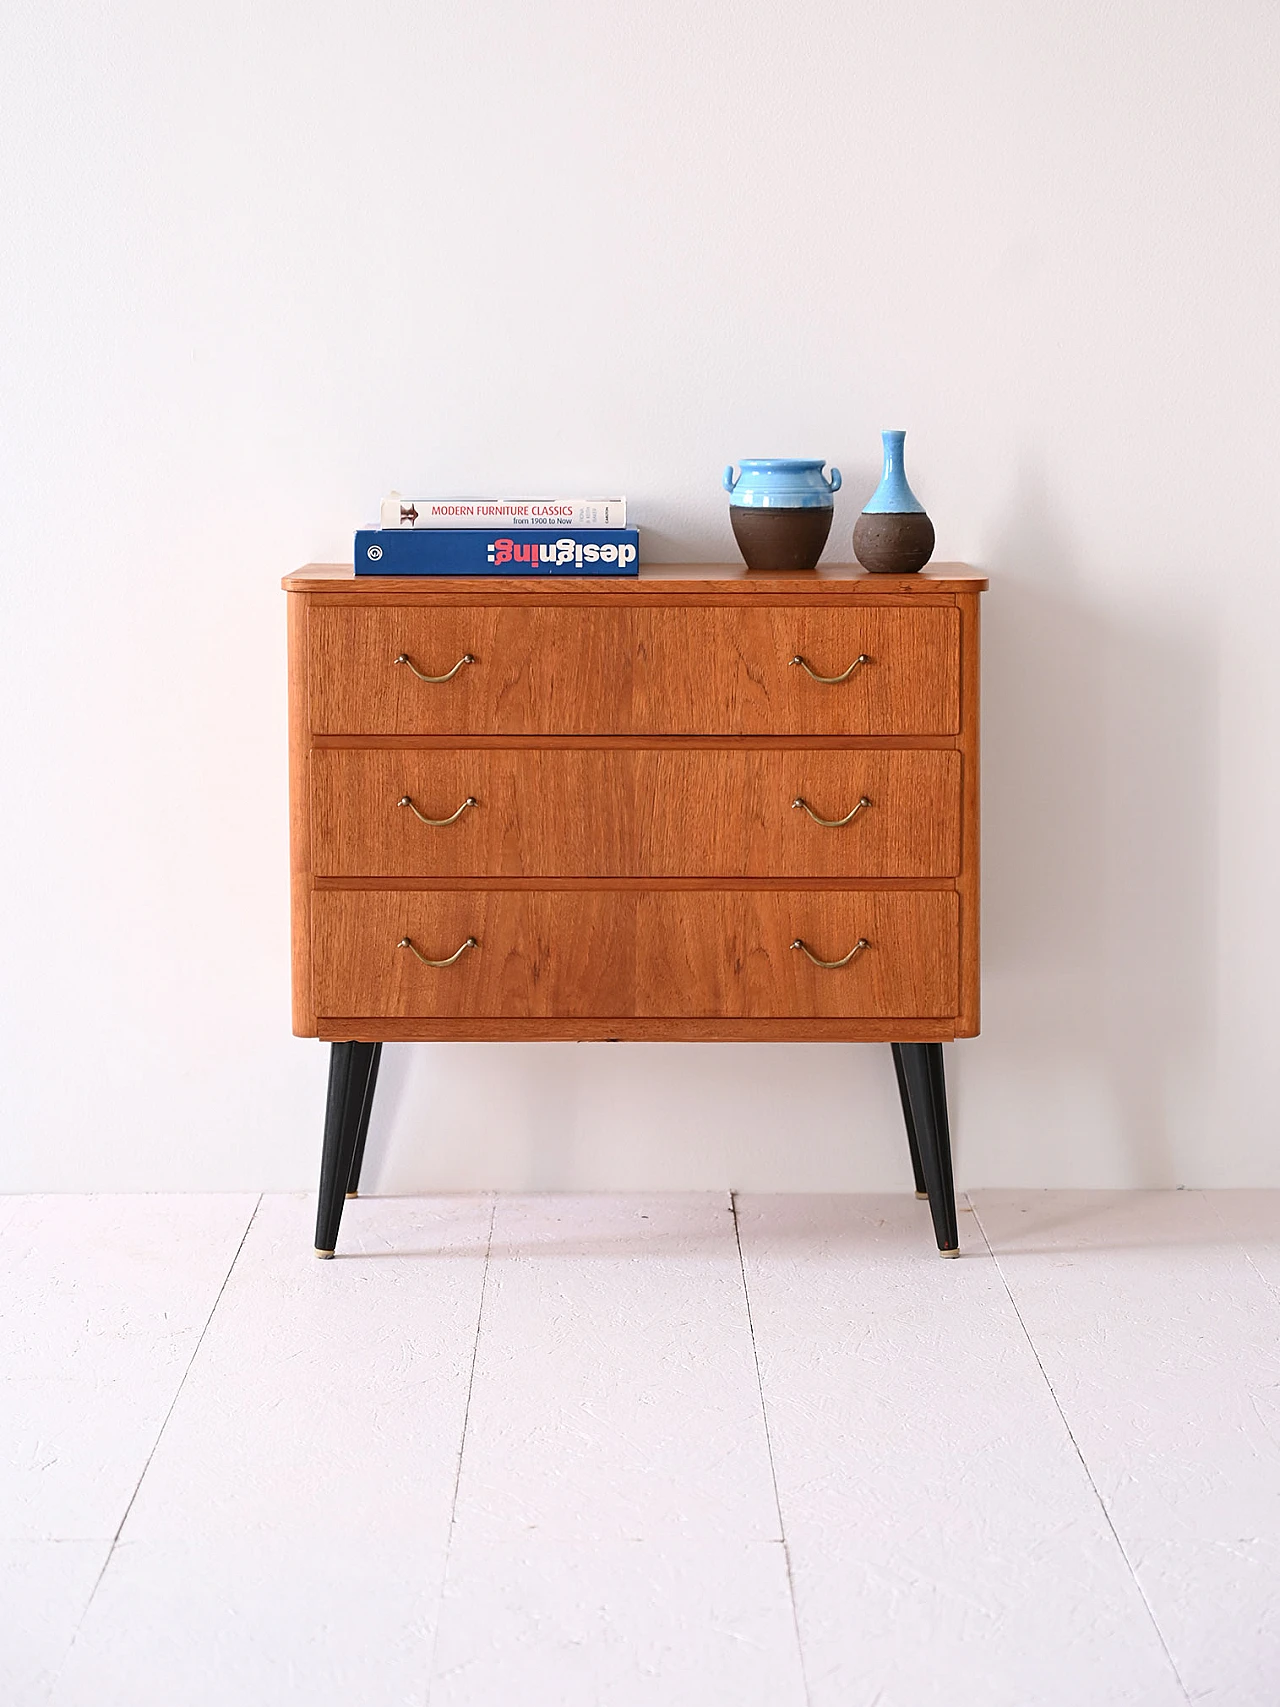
[[354, 529, 640, 576], [380, 496, 627, 529]]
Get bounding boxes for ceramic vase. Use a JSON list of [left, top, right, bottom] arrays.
[[851, 430, 935, 574], [724, 459, 841, 571]]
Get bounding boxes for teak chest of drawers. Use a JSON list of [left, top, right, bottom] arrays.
[[284, 562, 987, 1257]]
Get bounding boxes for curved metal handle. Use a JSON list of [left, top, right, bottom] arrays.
[[398, 935, 478, 968], [791, 936, 870, 969], [723, 464, 738, 494], [825, 466, 843, 493], [792, 794, 871, 828], [399, 794, 477, 827], [789, 652, 870, 684], [394, 652, 474, 683]]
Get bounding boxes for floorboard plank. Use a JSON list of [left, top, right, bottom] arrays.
[[14, 1190, 1274, 1705], [738, 1193, 1184, 1707], [0, 1540, 110, 1705], [428, 1194, 804, 1702], [49, 1194, 492, 1707], [430, 1534, 802, 1707], [451, 1194, 780, 1543], [0, 1194, 257, 1543], [1127, 1538, 1279, 1707], [1204, 1188, 1280, 1308], [971, 1191, 1280, 1539], [973, 1188, 1280, 1707]]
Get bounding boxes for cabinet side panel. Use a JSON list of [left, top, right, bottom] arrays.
[[955, 591, 981, 1036], [288, 591, 317, 1034]]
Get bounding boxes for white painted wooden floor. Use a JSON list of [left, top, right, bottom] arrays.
[[3, 1191, 1278, 1705]]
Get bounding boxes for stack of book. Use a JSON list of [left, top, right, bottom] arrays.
[[355, 494, 638, 577]]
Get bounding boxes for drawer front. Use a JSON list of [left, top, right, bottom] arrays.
[[308, 603, 959, 736], [634, 606, 959, 735], [311, 748, 632, 877], [311, 748, 960, 878], [313, 889, 957, 1019], [313, 890, 633, 1018], [634, 749, 959, 878], [309, 606, 631, 735], [636, 891, 958, 1017]]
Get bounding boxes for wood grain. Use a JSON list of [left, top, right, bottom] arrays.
[[289, 567, 985, 1043], [315, 733, 959, 751], [283, 562, 989, 595], [313, 888, 956, 1022], [310, 748, 633, 878], [286, 592, 315, 1035], [634, 605, 959, 735], [309, 605, 633, 736], [310, 748, 960, 879], [316, 876, 950, 892], [315, 1016, 960, 1042], [635, 749, 959, 879], [313, 890, 635, 1019], [308, 603, 959, 737], [636, 891, 958, 1018]]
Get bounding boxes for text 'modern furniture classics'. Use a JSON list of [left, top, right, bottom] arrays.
[[284, 563, 987, 1257]]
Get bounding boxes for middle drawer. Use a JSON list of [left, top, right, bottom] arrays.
[[312, 747, 961, 879]]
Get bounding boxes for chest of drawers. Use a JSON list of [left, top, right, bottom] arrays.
[[285, 562, 987, 1257]]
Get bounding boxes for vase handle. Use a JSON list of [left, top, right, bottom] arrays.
[[825, 466, 842, 493], [722, 464, 738, 494]]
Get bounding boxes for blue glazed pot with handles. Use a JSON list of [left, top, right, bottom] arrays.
[[723, 458, 842, 570]]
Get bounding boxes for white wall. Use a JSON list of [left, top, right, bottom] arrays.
[[2, 0, 1278, 1193]]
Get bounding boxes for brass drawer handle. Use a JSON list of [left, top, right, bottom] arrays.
[[399, 794, 478, 827], [791, 936, 870, 969], [398, 935, 478, 968], [789, 652, 869, 684], [394, 652, 474, 683], [792, 794, 871, 828]]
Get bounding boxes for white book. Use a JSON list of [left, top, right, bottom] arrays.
[[380, 493, 627, 529]]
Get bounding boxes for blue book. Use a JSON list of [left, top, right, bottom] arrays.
[[355, 527, 640, 576]]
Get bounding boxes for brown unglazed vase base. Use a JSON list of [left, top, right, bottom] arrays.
[[852, 510, 936, 574], [730, 505, 833, 571]]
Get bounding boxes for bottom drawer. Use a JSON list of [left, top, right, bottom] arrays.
[[313, 889, 958, 1020]]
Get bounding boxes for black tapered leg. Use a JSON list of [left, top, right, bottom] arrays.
[[896, 1043, 959, 1256], [891, 1042, 929, 1198], [315, 1041, 378, 1257], [345, 1041, 382, 1199]]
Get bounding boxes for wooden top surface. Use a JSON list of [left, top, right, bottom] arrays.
[[282, 562, 988, 595]]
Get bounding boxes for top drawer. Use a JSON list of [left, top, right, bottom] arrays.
[[307, 603, 960, 736]]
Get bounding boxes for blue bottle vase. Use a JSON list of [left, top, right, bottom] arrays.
[[852, 431, 935, 574]]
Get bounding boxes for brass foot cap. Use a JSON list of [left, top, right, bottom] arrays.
[[915, 1191, 929, 1200], [345, 1190, 359, 1199], [939, 1247, 960, 1259], [314, 1248, 336, 1259]]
